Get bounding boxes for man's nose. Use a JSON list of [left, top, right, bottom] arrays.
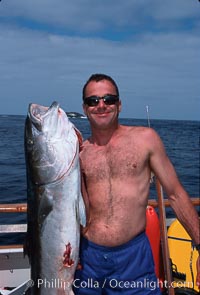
[[97, 98, 106, 108]]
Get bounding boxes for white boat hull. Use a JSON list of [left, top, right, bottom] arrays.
[[0, 246, 30, 288]]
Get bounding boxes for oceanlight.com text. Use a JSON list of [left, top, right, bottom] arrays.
[[36, 278, 194, 291]]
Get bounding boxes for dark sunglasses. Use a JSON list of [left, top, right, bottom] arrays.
[[83, 94, 119, 107]]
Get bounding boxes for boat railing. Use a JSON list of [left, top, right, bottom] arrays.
[[0, 197, 199, 237], [0, 203, 27, 239]]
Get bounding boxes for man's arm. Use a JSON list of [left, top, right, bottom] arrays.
[[147, 128, 200, 287], [147, 128, 199, 243]]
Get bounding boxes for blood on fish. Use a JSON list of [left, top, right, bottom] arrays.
[[63, 243, 74, 267]]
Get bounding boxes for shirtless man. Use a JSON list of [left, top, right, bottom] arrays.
[[73, 73, 200, 294]]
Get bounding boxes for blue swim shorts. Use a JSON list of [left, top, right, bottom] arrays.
[[73, 232, 161, 294]]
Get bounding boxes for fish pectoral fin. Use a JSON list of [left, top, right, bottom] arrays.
[[77, 194, 86, 227], [38, 193, 54, 226]]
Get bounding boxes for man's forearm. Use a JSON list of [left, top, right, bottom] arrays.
[[169, 192, 200, 246]]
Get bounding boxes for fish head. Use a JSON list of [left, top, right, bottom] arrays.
[[27, 101, 69, 135], [25, 101, 80, 185]]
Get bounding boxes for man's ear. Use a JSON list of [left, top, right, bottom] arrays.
[[118, 100, 122, 113]]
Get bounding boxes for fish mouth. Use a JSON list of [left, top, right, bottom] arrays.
[[28, 101, 60, 129]]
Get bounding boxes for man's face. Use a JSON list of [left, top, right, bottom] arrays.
[[83, 80, 121, 130]]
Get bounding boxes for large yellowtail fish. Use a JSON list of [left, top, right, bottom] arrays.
[[24, 101, 86, 294]]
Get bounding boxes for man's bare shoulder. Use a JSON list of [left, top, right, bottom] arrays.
[[121, 126, 163, 154], [80, 126, 161, 158], [121, 125, 159, 138], [81, 137, 92, 148], [80, 138, 93, 157], [81, 126, 159, 145]]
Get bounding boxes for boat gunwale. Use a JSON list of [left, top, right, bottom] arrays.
[[0, 197, 199, 213]]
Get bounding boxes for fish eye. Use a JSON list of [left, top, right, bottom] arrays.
[[27, 138, 34, 145]]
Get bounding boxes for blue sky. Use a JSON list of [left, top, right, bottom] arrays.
[[0, 0, 199, 120]]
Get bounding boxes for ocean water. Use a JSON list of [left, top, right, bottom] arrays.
[[0, 115, 199, 244]]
